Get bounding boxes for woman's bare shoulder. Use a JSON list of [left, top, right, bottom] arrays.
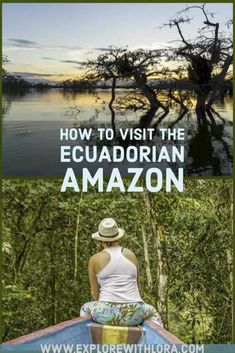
[[89, 251, 110, 264], [122, 248, 138, 264], [89, 251, 111, 273]]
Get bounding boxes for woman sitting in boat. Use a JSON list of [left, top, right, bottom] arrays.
[[80, 218, 163, 327]]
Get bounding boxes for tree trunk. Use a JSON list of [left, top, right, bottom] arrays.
[[142, 188, 169, 327], [14, 201, 46, 281], [140, 215, 153, 288], [74, 193, 83, 279], [138, 107, 158, 128], [51, 272, 57, 324], [108, 77, 116, 133], [207, 55, 233, 109], [109, 76, 116, 110], [49, 236, 57, 324], [155, 225, 169, 328], [134, 73, 168, 113], [196, 91, 207, 122], [168, 90, 188, 112]]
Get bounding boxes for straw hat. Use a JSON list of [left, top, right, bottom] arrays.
[[92, 218, 125, 242]]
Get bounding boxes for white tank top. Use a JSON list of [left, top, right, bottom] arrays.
[[96, 246, 143, 303]]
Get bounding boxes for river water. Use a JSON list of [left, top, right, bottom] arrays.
[[2, 88, 233, 176]]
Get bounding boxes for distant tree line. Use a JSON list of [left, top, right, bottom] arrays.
[[60, 78, 97, 92]]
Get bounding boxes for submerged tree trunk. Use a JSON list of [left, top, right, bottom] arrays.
[[168, 90, 188, 112], [108, 76, 116, 133], [134, 73, 168, 114], [138, 107, 158, 128], [195, 91, 208, 122], [206, 55, 233, 109], [109, 76, 116, 110]]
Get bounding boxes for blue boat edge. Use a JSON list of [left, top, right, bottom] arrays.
[[1, 316, 184, 346]]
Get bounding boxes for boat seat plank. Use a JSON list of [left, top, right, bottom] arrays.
[[87, 322, 144, 344]]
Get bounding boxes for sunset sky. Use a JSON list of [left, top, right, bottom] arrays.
[[3, 2, 233, 83]]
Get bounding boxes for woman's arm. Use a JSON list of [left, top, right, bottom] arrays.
[[88, 256, 100, 300]]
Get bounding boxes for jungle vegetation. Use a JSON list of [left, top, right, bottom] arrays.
[[2, 178, 233, 344]]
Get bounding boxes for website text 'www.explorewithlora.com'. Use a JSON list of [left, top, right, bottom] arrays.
[[40, 344, 204, 353]]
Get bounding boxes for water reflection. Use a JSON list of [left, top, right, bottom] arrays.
[[189, 122, 225, 175], [2, 88, 233, 176]]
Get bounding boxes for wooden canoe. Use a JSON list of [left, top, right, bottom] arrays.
[[2, 316, 183, 349]]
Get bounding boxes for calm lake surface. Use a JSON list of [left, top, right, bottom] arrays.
[[2, 88, 233, 176]]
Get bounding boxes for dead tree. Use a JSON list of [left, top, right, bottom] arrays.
[[163, 4, 233, 119], [85, 48, 169, 125], [115, 49, 169, 114], [85, 48, 127, 122]]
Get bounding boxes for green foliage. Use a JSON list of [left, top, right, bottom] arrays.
[[2, 179, 232, 343]]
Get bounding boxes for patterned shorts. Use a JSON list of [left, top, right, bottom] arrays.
[[80, 301, 163, 327]]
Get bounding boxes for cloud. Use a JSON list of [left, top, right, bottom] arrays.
[[11, 71, 67, 84], [8, 38, 42, 49], [130, 41, 175, 51], [57, 45, 83, 50], [60, 60, 85, 64], [93, 47, 113, 52], [5, 40, 116, 56], [42, 57, 56, 60], [12, 71, 65, 77], [5, 39, 83, 51], [9, 39, 38, 45]]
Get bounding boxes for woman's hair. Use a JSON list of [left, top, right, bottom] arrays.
[[102, 240, 118, 247]]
